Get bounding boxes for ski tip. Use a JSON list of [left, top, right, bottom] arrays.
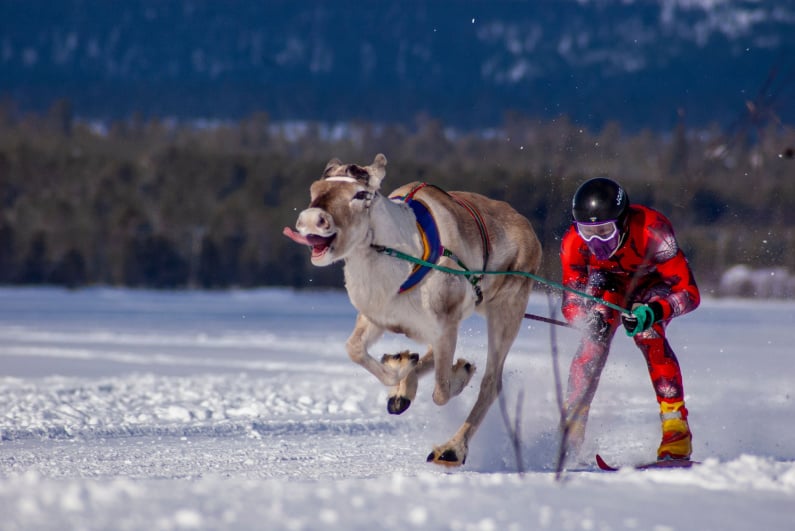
[[595, 454, 618, 471]]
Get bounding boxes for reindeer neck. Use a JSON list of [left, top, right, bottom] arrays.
[[342, 192, 422, 307], [367, 192, 424, 255]]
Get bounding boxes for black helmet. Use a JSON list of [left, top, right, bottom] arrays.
[[572, 177, 629, 223]]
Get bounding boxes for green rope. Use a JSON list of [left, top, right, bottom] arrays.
[[373, 245, 630, 315]]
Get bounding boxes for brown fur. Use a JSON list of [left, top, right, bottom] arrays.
[[285, 154, 542, 467]]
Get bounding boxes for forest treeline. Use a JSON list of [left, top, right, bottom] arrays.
[[1, 99, 794, 293]]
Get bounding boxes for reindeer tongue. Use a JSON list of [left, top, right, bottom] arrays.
[[282, 226, 310, 246]]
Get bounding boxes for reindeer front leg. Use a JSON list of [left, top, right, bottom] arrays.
[[427, 300, 525, 468], [345, 313, 418, 386], [429, 323, 475, 406], [386, 349, 435, 414], [426, 322, 478, 466]]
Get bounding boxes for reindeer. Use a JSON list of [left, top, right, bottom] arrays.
[[283, 154, 542, 466]]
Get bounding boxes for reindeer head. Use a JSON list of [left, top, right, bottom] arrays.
[[283, 154, 387, 266]]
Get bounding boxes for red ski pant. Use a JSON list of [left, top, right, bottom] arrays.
[[564, 284, 686, 423]]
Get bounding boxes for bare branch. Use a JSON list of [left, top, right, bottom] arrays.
[[498, 386, 525, 476]]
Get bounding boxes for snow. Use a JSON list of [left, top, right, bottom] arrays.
[[1, 287, 793, 530]]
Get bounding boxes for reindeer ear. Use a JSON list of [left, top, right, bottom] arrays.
[[367, 153, 388, 190], [323, 158, 342, 176]]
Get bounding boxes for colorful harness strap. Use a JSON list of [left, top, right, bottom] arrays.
[[448, 192, 491, 272], [390, 184, 442, 293], [386, 183, 491, 303]]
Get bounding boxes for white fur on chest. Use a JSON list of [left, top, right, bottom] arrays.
[[344, 254, 476, 343], [341, 192, 478, 343], [344, 256, 425, 339]]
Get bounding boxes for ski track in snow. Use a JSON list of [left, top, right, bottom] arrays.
[[0, 287, 794, 530]]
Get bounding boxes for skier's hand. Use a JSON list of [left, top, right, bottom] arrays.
[[585, 311, 611, 341], [622, 302, 663, 336], [621, 308, 644, 336]]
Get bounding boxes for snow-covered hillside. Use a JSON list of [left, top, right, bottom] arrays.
[[3, 1, 794, 129]]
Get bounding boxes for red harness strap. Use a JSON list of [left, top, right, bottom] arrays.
[[448, 192, 491, 271], [399, 183, 492, 270]]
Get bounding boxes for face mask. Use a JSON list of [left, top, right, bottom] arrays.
[[577, 221, 622, 260]]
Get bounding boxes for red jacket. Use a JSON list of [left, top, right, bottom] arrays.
[[560, 205, 700, 323]]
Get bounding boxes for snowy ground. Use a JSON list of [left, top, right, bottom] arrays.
[[0, 287, 793, 530]]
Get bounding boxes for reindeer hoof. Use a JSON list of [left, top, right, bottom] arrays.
[[426, 448, 466, 467], [380, 350, 419, 366], [387, 396, 411, 415]]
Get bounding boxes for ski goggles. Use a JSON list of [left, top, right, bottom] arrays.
[[576, 220, 619, 242]]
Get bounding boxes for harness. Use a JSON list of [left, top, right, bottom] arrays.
[[376, 183, 491, 304]]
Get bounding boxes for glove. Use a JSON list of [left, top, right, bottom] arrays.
[[585, 311, 611, 342], [622, 302, 664, 337]]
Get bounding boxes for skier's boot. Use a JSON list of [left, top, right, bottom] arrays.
[[657, 400, 692, 461]]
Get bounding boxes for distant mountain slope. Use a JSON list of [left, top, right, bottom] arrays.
[[2, 0, 794, 130]]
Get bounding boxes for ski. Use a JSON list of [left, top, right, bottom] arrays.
[[595, 454, 699, 471]]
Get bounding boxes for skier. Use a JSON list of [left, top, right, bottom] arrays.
[[559, 177, 700, 462]]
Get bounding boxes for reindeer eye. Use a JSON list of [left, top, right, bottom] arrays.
[[352, 190, 370, 201]]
